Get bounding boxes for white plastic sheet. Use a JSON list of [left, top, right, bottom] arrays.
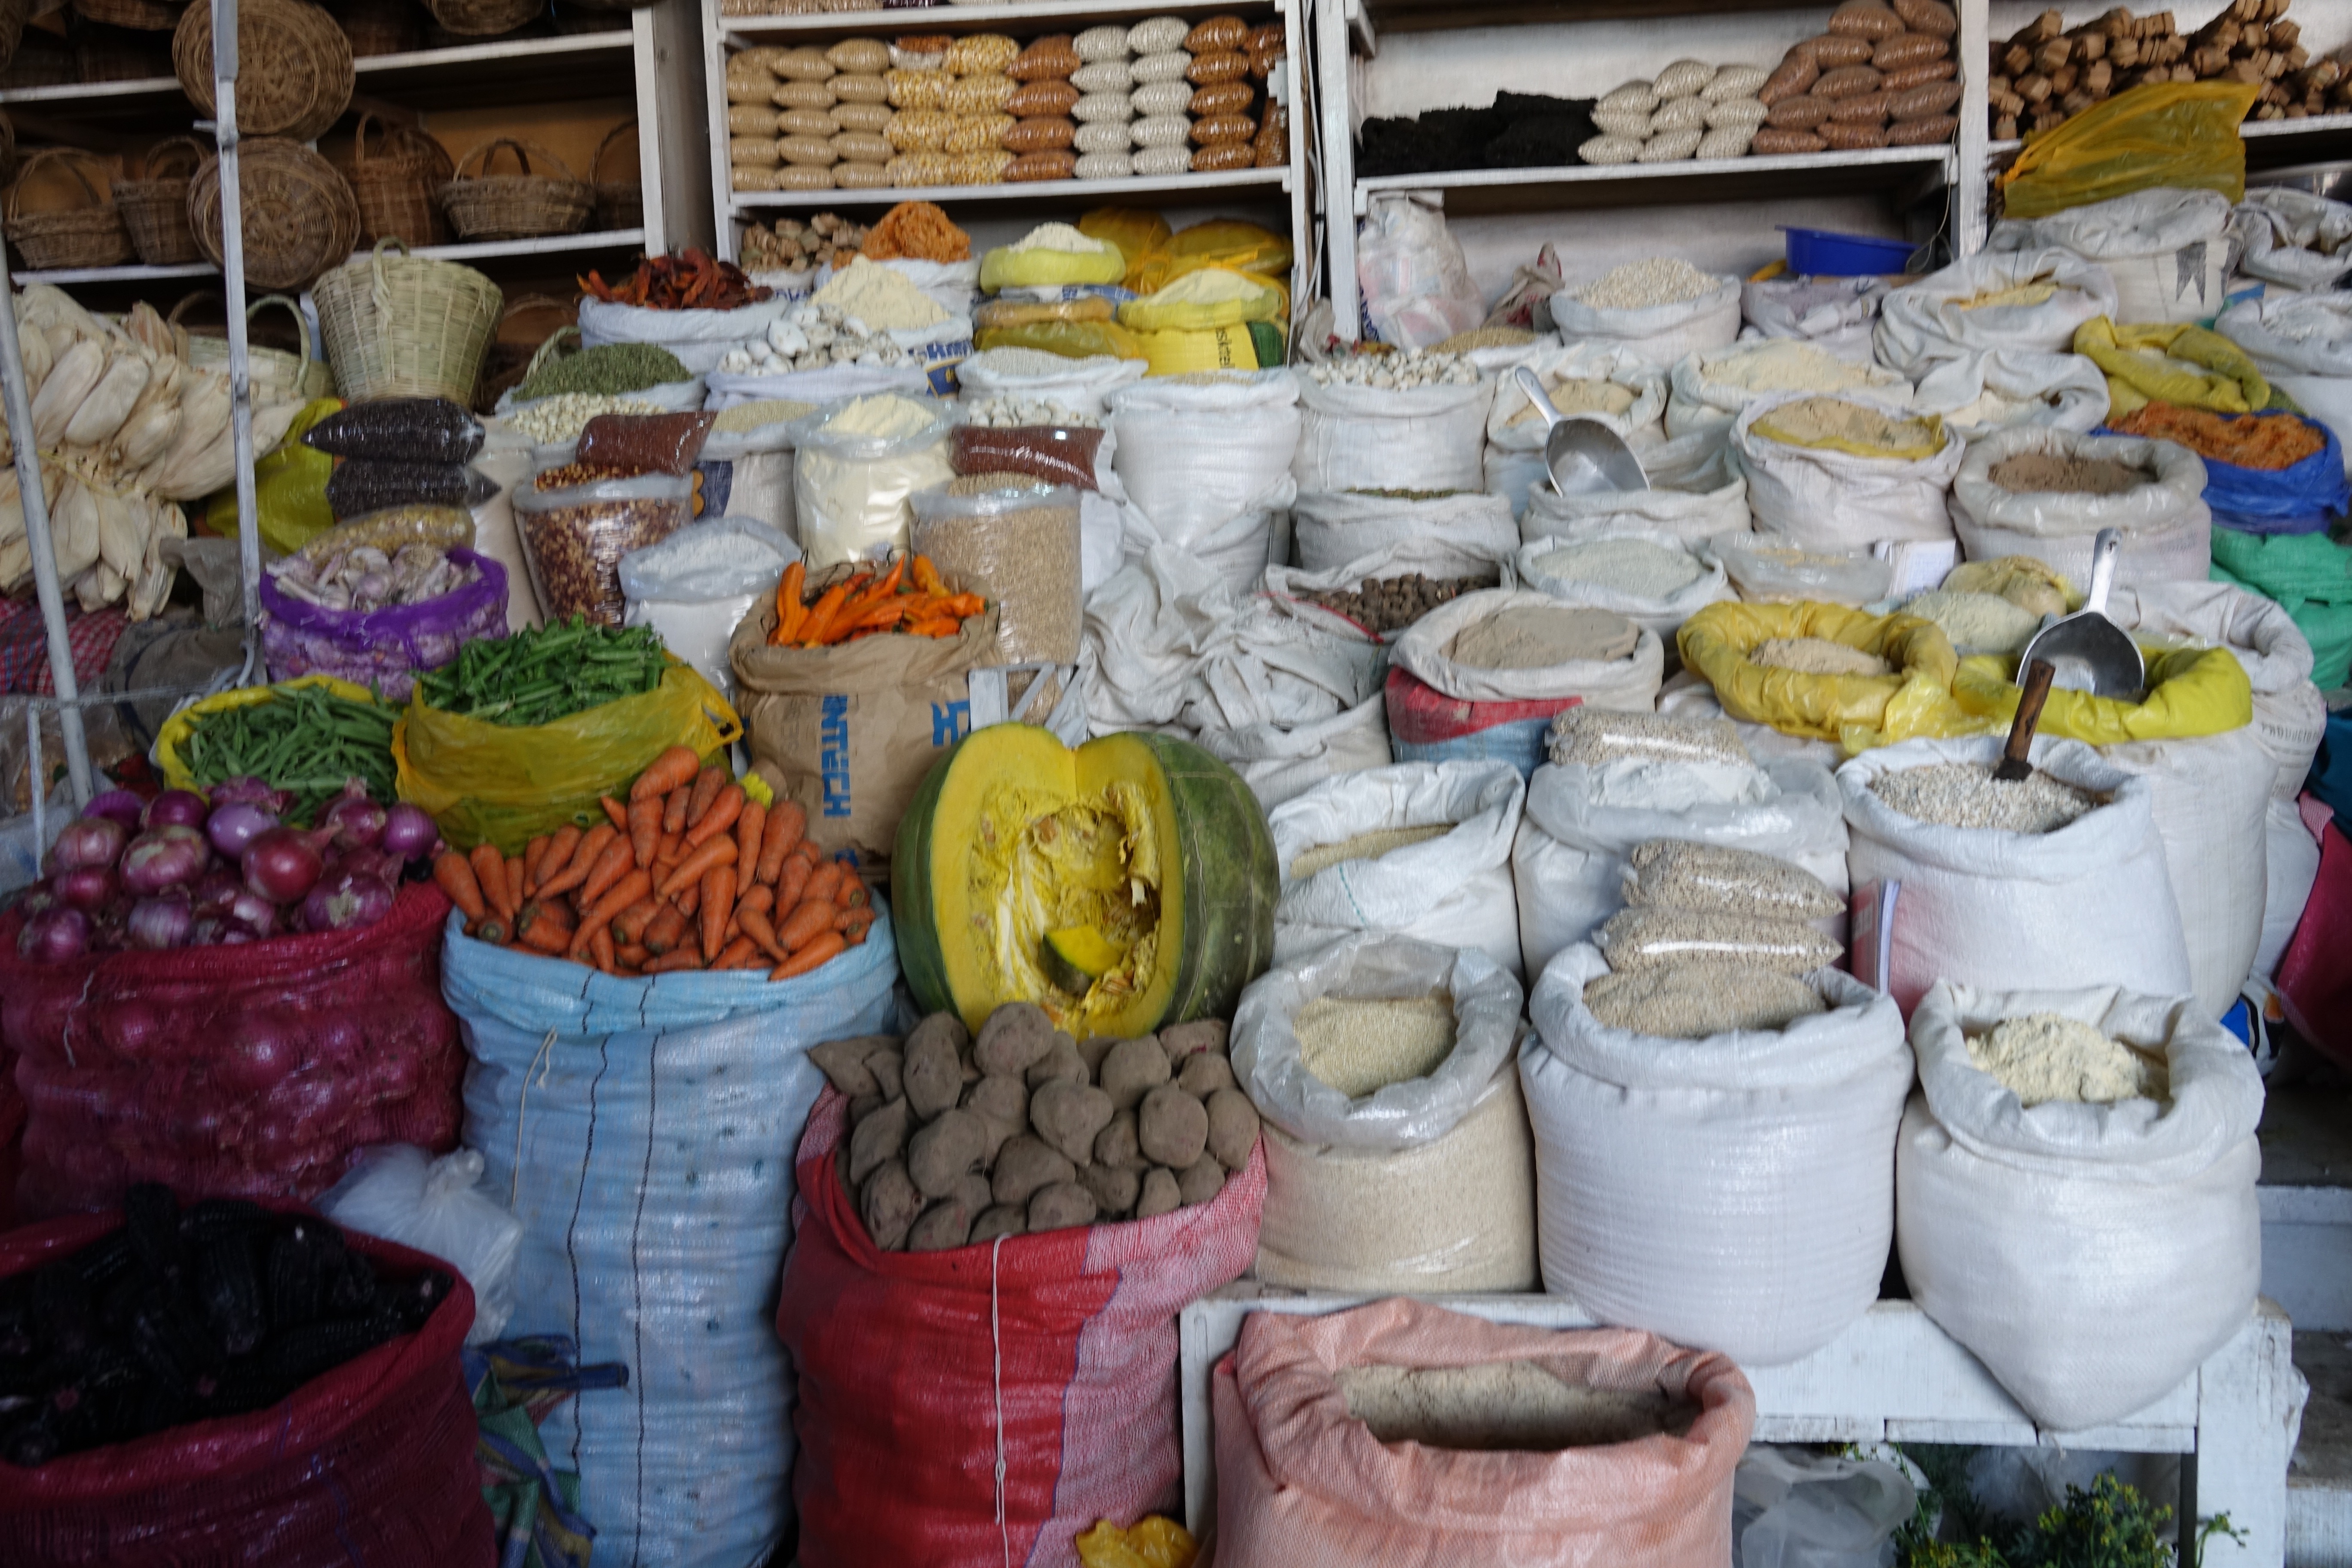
[[317, 1144, 524, 1346]]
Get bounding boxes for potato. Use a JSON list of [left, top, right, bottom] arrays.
[[992, 1135, 1076, 1206], [1099, 1037, 1172, 1112], [811, 1033, 895, 1096], [908, 1194, 976, 1251], [952, 1172, 993, 1220], [1177, 1155, 1226, 1207], [867, 1049, 903, 1101], [1158, 1020, 1227, 1065], [1136, 1166, 1182, 1219], [970, 1204, 1027, 1243], [1026, 1033, 1089, 1090], [861, 1159, 923, 1249], [1075, 1034, 1121, 1077], [1030, 1080, 1114, 1165], [847, 1096, 910, 1185], [1093, 1109, 1142, 1171], [907, 1108, 991, 1199], [904, 1014, 968, 1120], [963, 1074, 1029, 1157], [1028, 1179, 1099, 1232], [848, 1092, 882, 1127], [1205, 1087, 1261, 1172], [1138, 1084, 1209, 1170], [1176, 1052, 1235, 1097], [975, 1001, 1057, 1075], [1080, 1161, 1139, 1218]]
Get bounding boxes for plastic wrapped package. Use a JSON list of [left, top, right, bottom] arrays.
[[303, 395, 485, 464], [1996, 79, 2259, 220], [325, 459, 494, 518], [695, 416, 799, 540], [789, 396, 954, 568], [950, 422, 1103, 490], [909, 480, 1081, 664], [258, 548, 507, 703], [297, 503, 475, 562], [512, 472, 693, 625], [1355, 194, 1483, 349], [317, 1143, 525, 1345], [574, 410, 718, 475], [619, 517, 800, 700]]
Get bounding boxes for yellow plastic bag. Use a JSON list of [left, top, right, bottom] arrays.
[[156, 674, 383, 793], [1677, 600, 1974, 753], [1075, 1517, 1198, 1568], [1942, 555, 2079, 617], [974, 318, 1147, 361], [1134, 325, 1262, 376], [203, 396, 343, 555], [2072, 317, 2273, 416], [1953, 643, 2254, 743], [1998, 79, 2259, 219], [1130, 219, 1294, 307], [1079, 207, 1173, 276], [1120, 267, 1286, 333], [392, 658, 741, 854], [977, 234, 1127, 292]]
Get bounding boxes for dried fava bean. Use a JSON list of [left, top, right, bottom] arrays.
[[1830, 90, 1890, 124], [1697, 126, 1757, 159], [1706, 64, 1770, 100], [1072, 59, 1133, 94], [1653, 59, 1715, 98], [1891, 0, 1956, 34], [1885, 113, 1956, 144], [1008, 34, 1080, 80], [1828, 0, 1903, 37], [1640, 128, 1703, 161], [1003, 116, 1075, 152], [1133, 114, 1192, 149], [1796, 34, 1875, 67], [1133, 146, 1193, 175], [1880, 57, 1955, 90], [827, 37, 888, 74], [1889, 80, 1963, 119], [1126, 15, 1188, 54], [1706, 96, 1769, 128], [1131, 49, 1193, 84], [1191, 80, 1253, 116], [1008, 80, 1081, 117], [1192, 113, 1256, 146], [1758, 56, 1818, 105], [1768, 95, 1831, 129], [1875, 32, 1948, 68], [1184, 14, 1247, 52], [1191, 143, 1254, 172], [509, 393, 659, 446], [1813, 64, 1883, 98], [946, 114, 1015, 153], [1187, 50, 1248, 86], [1130, 78, 1193, 117], [1075, 24, 1129, 61], [833, 131, 893, 164]]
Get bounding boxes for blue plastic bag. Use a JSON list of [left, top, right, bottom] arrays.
[[2187, 414, 2346, 535]]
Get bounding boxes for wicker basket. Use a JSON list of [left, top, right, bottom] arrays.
[[426, 0, 539, 39], [313, 237, 501, 404], [591, 118, 640, 232], [1, 36, 74, 88], [111, 134, 205, 264], [172, 292, 336, 404], [439, 136, 590, 241], [73, 0, 182, 31], [3, 148, 132, 271], [473, 293, 574, 411], [328, 0, 416, 55], [173, 0, 352, 143], [0, 0, 28, 76], [343, 111, 452, 247], [188, 138, 361, 292]]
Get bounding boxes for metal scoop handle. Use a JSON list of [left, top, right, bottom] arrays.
[[1514, 364, 1566, 430], [2083, 528, 2119, 616]]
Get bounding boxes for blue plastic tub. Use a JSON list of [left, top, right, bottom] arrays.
[[1780, 227, 1919, 277]]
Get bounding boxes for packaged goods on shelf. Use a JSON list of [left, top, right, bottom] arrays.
[[1986, 0, 2311, 143], [1950, 425, 2212, 586]]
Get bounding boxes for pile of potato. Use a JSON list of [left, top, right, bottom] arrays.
[[816, 1003, 1262, 1252]]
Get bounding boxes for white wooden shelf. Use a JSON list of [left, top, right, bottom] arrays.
[[8, 229, 650, 290], [1351, 144, 1955, 214], [722, 0, 1280, 38], [9, 260, 215, 286], [730, 166, 1290, 212]]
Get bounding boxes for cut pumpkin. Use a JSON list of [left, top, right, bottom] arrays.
[[893, 724, 1279, 1038]]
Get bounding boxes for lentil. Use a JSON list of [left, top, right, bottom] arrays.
[[1337, 1361, 1697, 1450], [1288, 825, 1452, 880], [1750, 636, 1893, 676], [1869, 761, 2099, 834], [1626, 839, 1844, 920], [1966, 1012, 2168, 1106], [1295, 994, 1457, 1098], [1571, 257, 1717, 311], [1548, 709, 1752, 769], [514, 343, 690, 403], [1583, 962, 1827, 1038], [1596, 906, 1843, 974]]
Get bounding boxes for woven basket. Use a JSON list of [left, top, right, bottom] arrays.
[[344, 112, 451, 247], [591, 118, 640, 232], [173, 0, 352, 143], [3, 148, 132, 271], [188, 138, 361, 292], [313, 237, 501, 404], [426, 0, 539, 39], [0, 0, 28, 75], [473, 293, 574, 411], [111, 133, 205, 264], [439, 136, 590, 241], [72, 0, 181, 31], [1, 36, 73, 88], [172, 292, 336, 404], [328, 0, 416, 55]]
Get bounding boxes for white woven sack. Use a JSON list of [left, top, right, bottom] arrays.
[[1521, 426, 1752, 548], [1897, 980, 2263, 1430], [704, 364, 931, 409], [1740, 275, 1889, 364], [1291, 489, 1517, 574], [1109, 370, 1301, 540], [2216, 291, 2352, 473], [578, 295, 798, 375], [1512, 529, 1732, 643], [1734, 390, 1963, 549], [498, 375, 706, 418], [1268, 760, 1526, 975], [1665, 340, 1910, 441], [2098, 726, 2273, 1018], [1118, 473, 1296, 596], [2233, 190, 2352, 292], [1290, 371, 1496, 494], [1836, 736, 2193, 1015], [815, 255, 980, 318], [1907, 349, 2110, 442], [1390, 586, 1666, 707], [1548, 271, 1741, 367], [1991, 189, 2233, 324], [1875, 250, 2120, 379], [1510, 755, 1848, 980], [1265, 535, 1519, 618], [1523, 947, 1914, 1366], [1951, 425, 2211, 587], [1195, 695, 1394, 812], [1487, 341, 1669, 453], [2260, 799, 2322, 978], [2107, 579, 2326, 799], [955, 348, 1145, 416]]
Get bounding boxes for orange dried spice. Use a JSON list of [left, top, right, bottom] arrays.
[[766, 551, 983, 646], [2110, 402, 2328, 471], [855, 199, 970, 262]]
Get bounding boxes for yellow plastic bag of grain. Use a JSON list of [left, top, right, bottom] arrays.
[[973, 318, 1147, 361], [1677, 600, 1974, 753], [2072, 317, 2276, 416], [1130, 219, 1294, 306], [1079, 207, 1173, 276], [1119, 267, 1286, 333], [156, 674, 383, 793], [203, 396, 343, 555], [1953, 643, 2254, 744], [1998, 79, 2259, 219], [977, 224, 1127, 291]]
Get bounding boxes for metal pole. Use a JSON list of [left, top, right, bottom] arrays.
[[208, 0, 263, 686], [0, 237, 95, 808]]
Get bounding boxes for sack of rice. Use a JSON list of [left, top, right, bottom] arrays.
[[1734, 391, 1964, 551]]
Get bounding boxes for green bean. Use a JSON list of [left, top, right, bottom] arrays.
[[416, 616, 666, 727]]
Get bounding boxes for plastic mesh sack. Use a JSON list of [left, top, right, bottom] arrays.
[[259, 548, 509, 704]]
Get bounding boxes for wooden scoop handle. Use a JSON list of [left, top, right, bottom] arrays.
[[2000, 658, 2058, 778]]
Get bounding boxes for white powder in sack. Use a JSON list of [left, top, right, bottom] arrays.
[[1966, 1012, 2169, 1106], [1533, 536, 1704, 597]]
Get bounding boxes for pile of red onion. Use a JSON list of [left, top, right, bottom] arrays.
[[15, 780, 442, 963]]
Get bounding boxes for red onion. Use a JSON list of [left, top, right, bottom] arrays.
[[321, 791, 386, 853], [126, 895, 192, 950], [46, 816, 125, 876], [215, 1015, 299, 1091], [380, 803, 438, 861], [18, 907, 88, 963], [242, 826, 325, 905], [300, 872, 394, 933], [207, 776, 288, 815], [335, 846, 403, 888], [83, 789, 145, 828], [205, 802, 278, 860], [225, 889, 278, 939], [189, 868, 241, 915], [141, 790, 209, 831], [120, 825, 210, 896], [51, 864, 115, 911]]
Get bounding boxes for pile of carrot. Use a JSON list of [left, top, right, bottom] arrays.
[[768, 551, 985, 647], [431, 744, 868, 981]]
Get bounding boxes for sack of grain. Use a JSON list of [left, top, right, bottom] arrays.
[[1906, 348, 2111, 443], [579, 295, 800, 377], [1292, 489, 1518, 574], [1950, 425, 2211, 588], [1291, 371, 1496, 495], [1513, 530, 1730, 646], [1269, 760, 1526, 974], [1836, 736, 2194, 1014], [2107, 579, 2325, 802], [1521, 426, 1752, 548], [1197, 696, 1394, 812], [1988, 188, 2233, 325], [1512, 755, 1848, 980], [1734, 391, 1964, 550], [1486, 343, 1669, 517], [1109, 368, 1301, 542], [1116, 471, 1296, 596], [2215, 291, 2352, 475], [1547, 261, 1742, 368], [1264, 535, 1519, 645], [956, 346, 1146, 417], [1231, 934, 1535, 1290], [2232, 190, 2352, 294], [1522, 946, 1912, 1366], [1897, 980, 2263, 1430], [1666, 340, 1910, 442], [1213, 1298, 1754, 1568], [705, 364, 933, 410], [2261, 799, 2323, 978], [1740, 275, 1889, 365], [1874, 250, 2120, 380], [1702, 535, 1894, 606]]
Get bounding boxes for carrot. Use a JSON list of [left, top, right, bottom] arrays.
[[838, 905, 876, 939], [644, 948, 704, 974], [534, 824, 583, 894], [433, 851, 487, 924], [739, 883, 774, 918], [473, 916, 509, 947], [734, 800, 766, 888], [686, 766, 727, 828], [773, 560, 806, 644], [616, 943, 651, 970], [570, 869, 653, 956], [519, 897, 573, 934], [756, 800, 804, 883], [632, 745, 700, 802], [600, 796, 628, 832], [658, 834, 738, 899], [770, 931, 845, 980], [576, 835, 638, 910], [838, 876, 868, 910], [590, 925, 617, 974], [775, 894, 839, 952], [685, 784, 744, 850], [800, 860, 844, 911], [516, 906, 572, 955], [677, 881, 701, 918], [613, 898, 662, 946], [628, 795, 662, 873], [739, 903, 788, 961], [524, 835, 552, 894], [701, 864, 736, 962], [537, 824, 614, 899], [471, 845, 516, 923], [663, 784, 690, 836], [775, 854, 811, 914], [505, 857, 527, 914], [643, 902, 689, 956], [658, 828, 682, 866], [713, 935, 762, 971]]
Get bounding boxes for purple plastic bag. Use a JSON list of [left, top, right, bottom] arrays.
[[258, 548, 508, 701]]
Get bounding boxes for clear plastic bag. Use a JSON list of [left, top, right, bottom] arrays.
[[511, 472, 693, 624], [620, 516, 800, 698], [325, 459, 496, 518], [575, 410, 718, 476], [949, 422, 1103, 490], [295, 503, 475, 562], [788, 396, 954, 568], [1355, 193, 1482, 349], [317, 1143, 525, 1345], [1732, 1446, 1916, 1568], [303, 395, 485, 464], [909, 479, 1081, 663]]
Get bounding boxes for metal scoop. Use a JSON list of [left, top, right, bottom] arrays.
[[1514, 364, 1648, 499], [2016, 527, 2145, 701]]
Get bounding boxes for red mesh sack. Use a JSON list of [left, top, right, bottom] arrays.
[[0, 1210, 494, 1568], [0, 882, 463, 1217], [777, 1089, 1265, 1568]]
